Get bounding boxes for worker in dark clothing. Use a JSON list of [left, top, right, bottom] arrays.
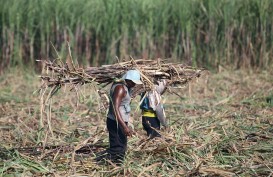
[[95, 70, 142, 164], [140, 80, 168, 138]]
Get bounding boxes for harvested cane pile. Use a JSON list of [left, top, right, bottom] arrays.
[[39, 58, 205, 96]]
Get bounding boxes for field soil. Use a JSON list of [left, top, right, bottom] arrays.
[[0, 68, 272, 176]]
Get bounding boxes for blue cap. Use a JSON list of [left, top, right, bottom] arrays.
[[122, 70, 142, 84]]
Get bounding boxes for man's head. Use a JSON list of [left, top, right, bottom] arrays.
[[122, 70, 142, 88]]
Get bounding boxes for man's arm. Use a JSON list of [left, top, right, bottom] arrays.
[[155, 80, 167, 94], [112, 85, 132, 136]]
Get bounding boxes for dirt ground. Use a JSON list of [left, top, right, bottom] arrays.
[[0, 68, 272, 176]]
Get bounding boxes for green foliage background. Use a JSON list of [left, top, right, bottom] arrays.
[[0, 0, 272, 70]]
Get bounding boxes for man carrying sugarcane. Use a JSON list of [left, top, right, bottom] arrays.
[[140, 80, 168, 138], [95, 70, 142, 164]]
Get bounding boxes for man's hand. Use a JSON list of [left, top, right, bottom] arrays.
[[123, 125, 133, 137]]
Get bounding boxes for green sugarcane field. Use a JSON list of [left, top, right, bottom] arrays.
[[0, 0, 272, 176]]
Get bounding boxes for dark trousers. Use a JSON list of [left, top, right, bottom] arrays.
[[106, 118, 127, 162], [142, 116, 161, 138]]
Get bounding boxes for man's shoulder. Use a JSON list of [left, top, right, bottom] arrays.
[[112, 84, 127, 96]]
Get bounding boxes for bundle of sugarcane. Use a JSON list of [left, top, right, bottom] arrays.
[[39, 58, 205, 95]]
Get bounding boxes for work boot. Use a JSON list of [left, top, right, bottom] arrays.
[[95, 150, 108, 162]]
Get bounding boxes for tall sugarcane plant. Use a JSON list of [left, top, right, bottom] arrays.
[[0, 0, 272, 71]]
